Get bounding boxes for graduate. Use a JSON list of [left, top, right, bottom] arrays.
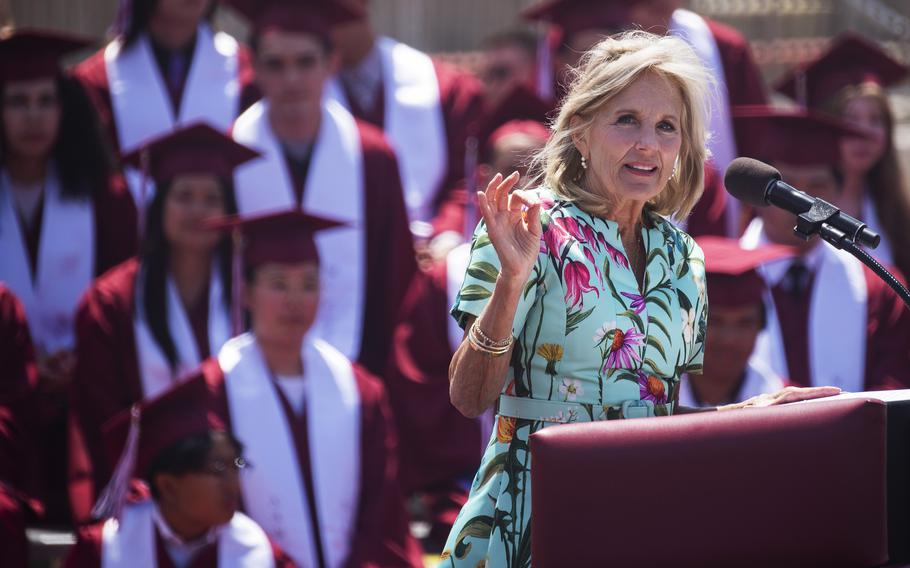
[[228, 0, 417, 376], [0, 29, 137, 524], [0, 285, 40, 567], [326, 0, 486, 233], [72, 0, 256, 203], [65, 375, 296, 568], [387, 113, 550, 550], [70, 124, 258, 521], [182, 210, 423, 567], [775, 33, 910, 281], [735, 106, 910, 391], [678, 237, 790, 407], [523, 0, 767, 236]]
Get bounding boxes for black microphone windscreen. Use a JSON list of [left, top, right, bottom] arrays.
[[724, 157, 781, 208]]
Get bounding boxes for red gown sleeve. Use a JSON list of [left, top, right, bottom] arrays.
[[345, 366, 423, 568], [69, 260, 144, 520], [92, 174, 138, 277], [863, 267, 910, 389], [358, 123, 418, 377], [429, 61, 485, 231]]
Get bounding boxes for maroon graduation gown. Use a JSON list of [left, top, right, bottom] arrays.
[[64, 521, 297, 568], [386, 261, 484, 535], [685, 162, 730, 238], [282, 121, 418, 378], [340, 57, 485, 233], [772, 264, 910, 389], [72, 44, 257, 155], [68, 258, 212, 522], [193, 358, 423, 567]]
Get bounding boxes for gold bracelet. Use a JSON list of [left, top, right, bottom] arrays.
[[468, 322, 513, 357], [471, 322, 513, 348]]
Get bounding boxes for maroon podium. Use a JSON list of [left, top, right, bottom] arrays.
[[531, 398, 890, 567]]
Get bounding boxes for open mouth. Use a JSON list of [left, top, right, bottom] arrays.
[[624, 163, 658, 176]]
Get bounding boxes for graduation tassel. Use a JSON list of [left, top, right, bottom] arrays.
[[91, 404, 141, 521], [137, 146, 151, 238], [109, 0, 132, 37], [463, 135, 479, 240], [535, 23, 554, 101], [231, 228, 244, 336]]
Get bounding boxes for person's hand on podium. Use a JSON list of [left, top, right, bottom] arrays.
[[718, 385, 842, 411]]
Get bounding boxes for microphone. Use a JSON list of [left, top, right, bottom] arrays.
[[724, 157, 880, 249]]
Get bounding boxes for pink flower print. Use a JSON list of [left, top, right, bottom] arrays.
[[621, 291, 646, 314], [538, 195, 555, 209], [605, 242, 630, 269], [541, 221, 570, 256], [637, 370, 668, 404], [553, 216, 586, 242], [582, 224, 601, 251], [603, 327, 645, 370], [583, 247, 604, 286], [563, 260, 599, 309]]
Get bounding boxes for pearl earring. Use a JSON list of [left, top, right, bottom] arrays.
[[580, 156, 588, 170]]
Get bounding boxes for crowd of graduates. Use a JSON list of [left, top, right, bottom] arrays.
[[1, 0, 909, 566]]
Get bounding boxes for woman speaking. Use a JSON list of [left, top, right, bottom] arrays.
[[442, 31, 836, 566]]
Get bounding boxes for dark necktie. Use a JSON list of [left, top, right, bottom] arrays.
[[783, 260, 811, 298]]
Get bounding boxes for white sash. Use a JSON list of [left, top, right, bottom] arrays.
[[134, 264, 231, 400], [232, 100, 366, 359], [105, 24, 240, 204], [0, 169, 94, 353], [670, 9, 740, 237], [741, 219, 867, 391], [325, 36, 447, 225], [219, 334, 360, 568], [101, 500, 275, 568], [862, 193, 894, 267]]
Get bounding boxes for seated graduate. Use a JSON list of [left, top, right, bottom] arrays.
[[0, 29, 137, 525], [679, 237, 791, 407], [70, 124, 259, 521], [0, 285, 41, 566], [187, 210, 423, 567], [65, 374, 295, 568]]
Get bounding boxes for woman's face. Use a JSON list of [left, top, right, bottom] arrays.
[[162, 174, 226, 254], [839, 94, 887, 176], [2, 78, 61, 162], [154, 433, 242, 530], [573, 72, 683, 208], [246, 262, 320, 348]]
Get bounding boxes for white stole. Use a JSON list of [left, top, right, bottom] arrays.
[[0, 169, 94, 353], [325, 36, 447, 225], [219, 333, 360, 568], [101, 500, 275, 568], [741, 219, 867, 392], [670, 9, 740, 237], [133, 264, 231, 400], [105, 24, 240, 204], [232, 100, 366, 359]]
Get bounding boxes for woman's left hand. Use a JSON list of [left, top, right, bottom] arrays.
[[719, 385, 842, 411]]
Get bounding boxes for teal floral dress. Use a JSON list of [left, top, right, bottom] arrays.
[[439, 189, 707, 567]]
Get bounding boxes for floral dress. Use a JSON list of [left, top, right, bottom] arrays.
[[439, 189, 707, 567]]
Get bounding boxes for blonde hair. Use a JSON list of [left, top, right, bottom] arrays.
[[531, 30, 715, 219]]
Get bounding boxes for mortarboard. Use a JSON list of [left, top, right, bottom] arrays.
[[775, 32, 909, 109], [732, 105, 875, 167], [477, 85, 552, 160], [94, 374, 226, 519], [697, 236, 795, 308], [225, 0, 363, 40], [522, 0, 635, 42], [0, 28, 93, 82]]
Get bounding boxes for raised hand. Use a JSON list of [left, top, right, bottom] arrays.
[[477, 171, 542, 284]]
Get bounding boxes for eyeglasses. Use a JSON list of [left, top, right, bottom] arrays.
[[199, 457, 250, 478]]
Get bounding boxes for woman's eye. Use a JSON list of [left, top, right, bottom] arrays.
[[616, 114, 636, 125], [658, 121, 677, 132]]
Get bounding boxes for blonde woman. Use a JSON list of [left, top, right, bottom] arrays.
[[441, 31, 837, 566]]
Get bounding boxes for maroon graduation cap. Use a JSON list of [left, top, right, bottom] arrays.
[[95, 374, 226, 519], [731, 105, 875, 167], [775, 32, 909, 109], [120, 122, 261, 185], [522, 0, 636, 41], [697, 236, 795, 308], [225, 0, 364, 40], [0, 28, 93, 82]]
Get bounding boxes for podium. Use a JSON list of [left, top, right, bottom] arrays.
[[530, 396, 910, 567]]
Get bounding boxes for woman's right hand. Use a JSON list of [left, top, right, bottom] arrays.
[[477, 171, 542, 284]]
